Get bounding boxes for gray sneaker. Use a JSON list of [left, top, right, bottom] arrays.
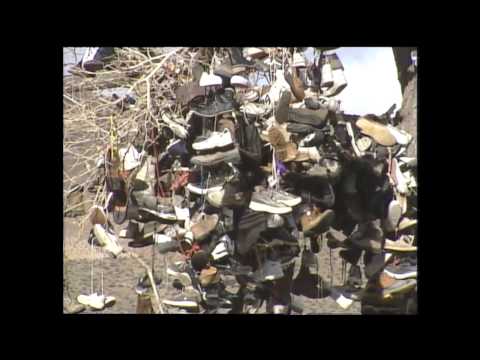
[[270, 189, 302, 207], [190, 147, 241, 166], [162, 288, 201, 309], [167, 260, 192, 287], [249, 191, 293, 214]]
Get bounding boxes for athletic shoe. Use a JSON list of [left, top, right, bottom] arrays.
[[154, 234, 179, 254], [230, 75, 250, 87], [167, 260, 192, 287], [249, 191, 292, 214], [300, 206, 335, 233], [191, 214, 219, 242], [383, 200, 403, 232], [384, 235, 417, 252], [77, 293, 107, 310], [199, 72, 223, 87], [92, 224, 123, 257], [162, 289, 201, 309], [383, 262, 417, 280], [190, 146, 242, 166], [270, 189, 301, 207], [187, 176, 225, 196], [192, 129, 233, 151], [355, 117, 396, 146], [356, 136, 373, 152]]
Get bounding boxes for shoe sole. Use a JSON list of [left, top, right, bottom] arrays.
[[186, 183, 224, 195], [162, 299, 199, 308], [356, 118, 396, 146], [190, 149, 241, 166], [190, 108, 234, 118], [384, 242, 417, 252], [276, 197, 302, 207], [138, 208, 177, 221], [192, 139, 234, 151], [383, 269, 417, 280], [382, 279, 417, 298], [398, 219, 417, 231], [249, 200, 292, 214]]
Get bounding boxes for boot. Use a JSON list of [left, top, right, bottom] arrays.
[[288, 107, 329, 128], [228, 47, 255, 69]]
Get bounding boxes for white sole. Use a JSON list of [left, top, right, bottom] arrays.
[[162, 299, 199, 308], [383, 269, 417, 280], [192, 139, 233, 151], [277, 198, 301, 207], [249, 201, 292, 214], [186, 183, 223, 195]]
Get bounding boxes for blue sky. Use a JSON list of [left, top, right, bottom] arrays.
[[64, 47, 403, 116]]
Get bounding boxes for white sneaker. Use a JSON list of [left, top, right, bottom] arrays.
[[356, 136, 373, 152], [161, 113, 188, 139], [292, 52, 307, 68], [192, 129, 233, 151], [92, 224, 123, 257], [211, 241, 229, 260], [77, 293, 105, 310], [231, 75, 250, 87], [386, 125, 412, 145], [240, 102, 271, 116], [320, 63, 333, 89], [199, 72, 223, 87], [118, 144, 141, 171], [322, 68, 348, 97]]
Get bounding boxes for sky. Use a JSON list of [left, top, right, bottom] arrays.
[[64, 47, 403, 116]]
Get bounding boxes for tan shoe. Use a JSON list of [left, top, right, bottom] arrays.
[[191, 214, 219, 242], [384, 235, 416, 252], [300, 207, 335, 233], [199, 266, 221, 288], [89, 205, 107, 225], [356, 117, 396, 146], [398, 217, 417, 231]]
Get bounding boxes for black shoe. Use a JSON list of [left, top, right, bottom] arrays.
[[347, 264, 362, 287], [364, 252, 388, 279], [288, 108, 328, 128], [228, 47, 255, 69], [274, 91, 291, 124], [287, 122, 317, 135], [339, 248, 362, 265], [190, 89, 236, 118], [326, 228, 348, 249]]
